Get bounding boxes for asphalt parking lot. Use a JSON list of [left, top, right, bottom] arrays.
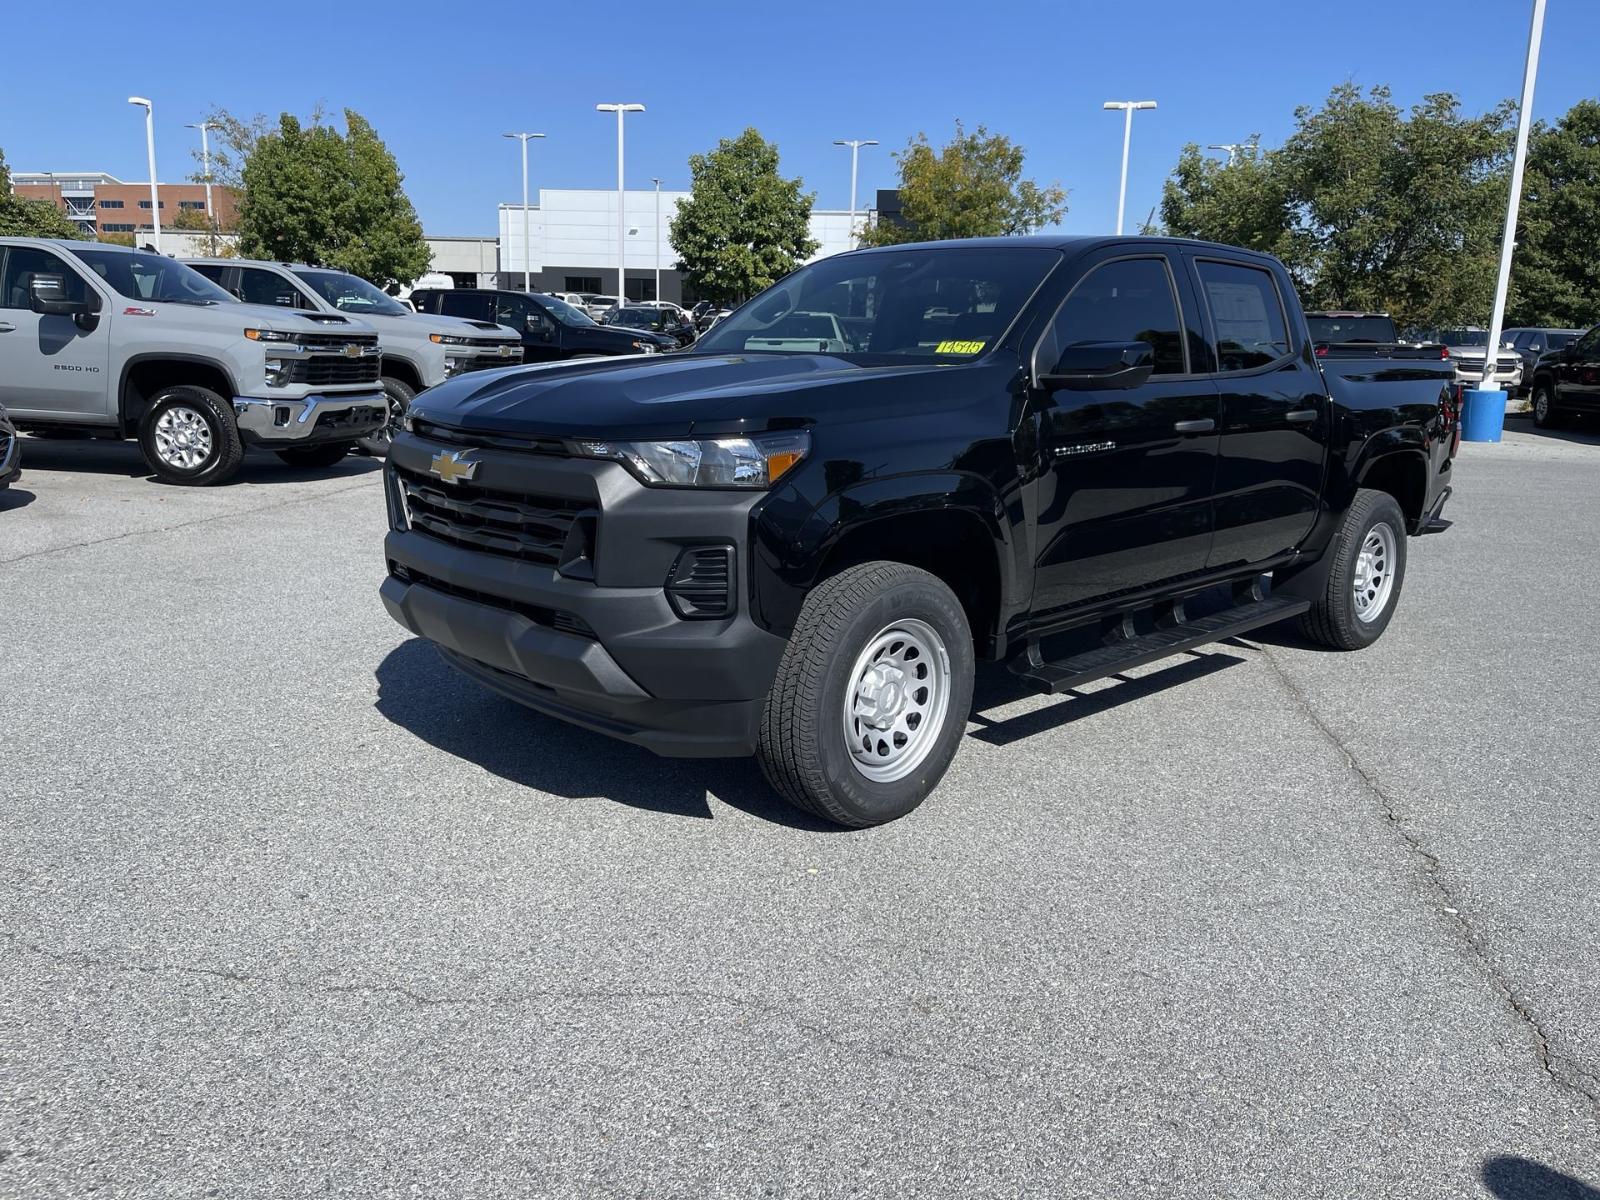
[[3, 420, 1597, 1199]]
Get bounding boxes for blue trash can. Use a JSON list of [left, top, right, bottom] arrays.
[[1461, 388, 1507, 443]]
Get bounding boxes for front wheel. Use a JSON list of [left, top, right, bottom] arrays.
[[1532, 382, 1565, 429], [1298, 489, 1408, 650], [358, 376, 415, 458], [276, 442, 354, 470], [757, 562, 974, 827], [138, 386, 244, 486]]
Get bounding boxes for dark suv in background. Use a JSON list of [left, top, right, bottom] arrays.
[[1501, 327, 1583, 399], [411, 289, 676, 363], [601, 303, 697, 347]]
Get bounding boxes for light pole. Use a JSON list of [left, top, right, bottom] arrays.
[[186, 121, 217, 238], [1207, 142, 1245, 166], [1103, 100, 1157, 236], [1482, 0, 1547, 388], [833, 139, 878, 249], [128, 96, 161, 253], [596, 103, 645, 306], [503, 132, 546, 292], [650, 177, 662, 303]]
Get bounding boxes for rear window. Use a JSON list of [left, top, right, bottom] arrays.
[[1306, 315, 1396, 344], [1197, 260, 1291, 371]]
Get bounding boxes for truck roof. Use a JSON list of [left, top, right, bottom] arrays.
[[842, 234, 1285, 264]]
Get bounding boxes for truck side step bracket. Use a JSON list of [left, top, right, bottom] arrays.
[[1009, 595, 1311, 696]]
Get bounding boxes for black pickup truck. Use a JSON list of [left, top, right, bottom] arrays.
[[411, 288, 677, 363], [380, 237, 1457, 827], [1305, 311, 1448, 362]]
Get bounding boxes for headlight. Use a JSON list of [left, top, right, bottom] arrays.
[[573, 431, 810, 489], [430, 332, 469, 345], [630, 339, 658, 353], [244, 328, 295, 342]]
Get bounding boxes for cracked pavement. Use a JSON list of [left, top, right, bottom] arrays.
[[2, 425, 1598, 1197]]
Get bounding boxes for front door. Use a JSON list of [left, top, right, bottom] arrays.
[[0, 245, 112, 422], [1186, 255, 1330, 570], [1556, 325, 1600, 412], [495, 293, 558, 363], [1029, 252, 1220, 614]]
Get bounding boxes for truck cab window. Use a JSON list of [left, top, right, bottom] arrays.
[[239, 268, 309, 309], [1197, 260, 1290, 371], [439, 293, 491, 321], [1049, 257, 1186, 375], [2, 248, 88, 309]]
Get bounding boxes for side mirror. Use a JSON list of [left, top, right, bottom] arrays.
[[29, 274, 79, 316], [1040, 341, 1155, 391]]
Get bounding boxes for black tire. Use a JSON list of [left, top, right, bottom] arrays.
[[137, 385, 244, 486], [358, 376, 415, 458], [276, 442, 353, 469], [1298, 489, 1408, 651], [1531, 381, 1565, 429], [757, 562, 975, 828]]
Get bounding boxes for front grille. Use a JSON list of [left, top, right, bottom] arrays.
[[295, 332, 380, 351], [394, 464, 587, 565], [284, 356, 382, 386], [457, 355, 516, 374], [388, 562, 594, 638], [411, 420, 566, 456]]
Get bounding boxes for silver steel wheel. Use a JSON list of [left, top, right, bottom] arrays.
[[1352, 522, 1397, 623], [153, 405, 214, 471], [1535, 388, 1550, 422], [841, 618, 952, 783]]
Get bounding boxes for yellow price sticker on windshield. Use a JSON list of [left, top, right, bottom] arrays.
[[935, 340, 985, 355]]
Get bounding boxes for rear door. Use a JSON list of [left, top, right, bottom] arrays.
[[237, 266, 316, 311], [0, 245, 113, 421], [1557, 325, 1600, 411], [1184, 254, 1329, 571], [1028, 249, 1221, 613]]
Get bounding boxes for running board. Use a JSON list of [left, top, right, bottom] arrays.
[[1008, 595, 1310, 696]]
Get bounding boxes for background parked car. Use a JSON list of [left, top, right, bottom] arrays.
[[186, 259, 521, 456], [0, 402, 19, 490], [579, 293, 620, 320], [600, 303, 697, 347], [1410, 327, 1524, 390], [412, 288, 677, 361], [1501, 327, 1584, 398], [692, 300, 734, 333], [1526, 323, 1600, 428]]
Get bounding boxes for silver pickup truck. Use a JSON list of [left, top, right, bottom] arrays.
[[0, 238, 388, 485], [184, 258, 523, 455]]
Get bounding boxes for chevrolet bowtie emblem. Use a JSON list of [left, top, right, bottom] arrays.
[[344, 343, 364, 358], [429, 450, 478, 485]]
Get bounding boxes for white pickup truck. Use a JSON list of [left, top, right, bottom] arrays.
[[185, 258, 522, 455], [0, 238, 388, 485]]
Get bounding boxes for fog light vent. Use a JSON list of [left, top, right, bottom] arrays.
[[666, 546, 734, 619]]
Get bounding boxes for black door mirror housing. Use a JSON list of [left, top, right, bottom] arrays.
[[29, 275, 101, 330], [1041, 341, 1156, 391]]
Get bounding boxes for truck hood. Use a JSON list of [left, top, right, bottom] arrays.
[[364, 311, 518, 342], [408, 352, 979, 439], [227, 302, 377, 335]]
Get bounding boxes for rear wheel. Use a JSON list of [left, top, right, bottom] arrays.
[[357, 376, 414, 458], [1298, 489, 1408, 650], [757, 562, 974, 827], [276, 442, 353, 470], [138, 386, 243, 486]]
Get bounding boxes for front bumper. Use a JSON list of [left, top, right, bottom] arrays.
[[1453, 362, 1522, 389], [378, 432, 789, 758], [233, 392, 388, 445]]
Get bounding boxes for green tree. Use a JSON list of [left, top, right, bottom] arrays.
[[859, 121, 1067, 247], [669, 128, 817, 303], [0, 148, 86, 239], [1509, 99, 1600, 327], [232, 109, 430, 289], [1160, 85, 1514, 329]]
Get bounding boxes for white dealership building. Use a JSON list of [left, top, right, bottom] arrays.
[[493, 188, 864, 304]]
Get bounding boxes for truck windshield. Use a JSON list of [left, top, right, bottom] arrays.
[[1437, 329, 1489, 347], [535, 294, 597, 327], [296, 270, 409, 317], [691, 246, 1060, 362], [69, 247, 235, 306], [1306, 315, 1396, 344]]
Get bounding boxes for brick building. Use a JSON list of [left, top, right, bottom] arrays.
[[11, 171, 239, 238]]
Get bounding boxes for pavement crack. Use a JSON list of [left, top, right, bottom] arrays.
[[3, 934, 1008, 1086], [0, 476, 378, 566], [1252, 643, 1600, 1115]]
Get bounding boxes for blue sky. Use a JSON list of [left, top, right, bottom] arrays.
[[3, 0, 1595, 238]]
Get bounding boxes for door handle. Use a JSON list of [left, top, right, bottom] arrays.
[[0, 321, 15, 333], [1285, 409, 1318, 423], [1173, 418, 1215, 434]]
